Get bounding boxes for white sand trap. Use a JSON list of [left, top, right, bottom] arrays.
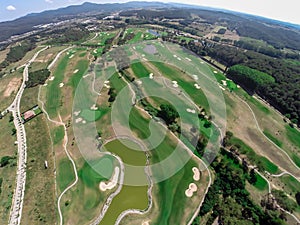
[[43, 83, 48, 87], [218, 85, 225, 91], [133, 46, 136, 50], [49, 76, 55, 81], [221, 80, 227, 86], [90, 104, 98, 110], [137, 80, 143, 85], [149, 73, 154, 79], [185, 57, 192, 62], [172, 81, 178, 88], [194, 83, 201, 89], [83, 74, 89, 78], [186, 108, 196, 114], [142, 220, 151, 225], [237, 85, 240, 88], [75, 117, 83, 123], [99, 167, 120, 191], [213, 70, 218, 74], [173, 84, 178, 88], [177, 57, 182, 61], [142, 54, 145, 57], [104, 84, 110, 89], [200, 61, 204, 64], [82, 120, 86, 124], [104, 80, 110, 84], [73, 111, 81, 116], [173, 54, 177, 58], [69, 54, 74, 59], [192, 167, 200, 181], [59, 83, 64, 88], [73, 69, 79, 74], [185, 183, 198, 197], [93, 49, 97, 54], [192, 75, 198, 80]]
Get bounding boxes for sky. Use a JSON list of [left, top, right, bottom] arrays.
[[0, 0, 300, 24]]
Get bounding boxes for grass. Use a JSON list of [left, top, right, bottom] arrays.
[[58, 159, 75, 192], [80, 108, 107, 122], [45, 54, 69, 118], [285, 125, 300, 148], [51, 125, 64, 145], [150, 61, 209, 110], [280, 175, 300, 194], [253, 173, 268, 191], [69, 59, 89, 90], [131, 61, 150, 78], [263, 130, 283, 147], [259, 156, 279, 174]]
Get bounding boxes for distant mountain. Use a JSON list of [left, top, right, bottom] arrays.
[[0, 1, 168, 43]]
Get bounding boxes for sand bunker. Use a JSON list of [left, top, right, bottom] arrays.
[[73, 111, 81, 116], [83, 74, 89, 78], [142, 220, 151, 225], [172, 80, 178, 88], [73, 69, 79, 74], [137, 80, 143, 85], [192, 75, 198, 80], [186, 108, 196, 114], [69, 54, 74, 59], [75, 117, 83, 123], [221, 80, 227, 86], [99, 167, 120, 191], [218, 85, 225, 91], [185, 183, 197, 197], [104, 84, 110, 89], [43, 83, 48, 87], [213, 70, 218, 74], [49, 76, 55, 81], [185, 57, 192, 62], [82, 120, 86, 124], [194, 83, 201, 89], [59, 83, 64, 88], [192, 167, 200, 181], [90, 104, 98, 110], [149, 73, 154, 79]]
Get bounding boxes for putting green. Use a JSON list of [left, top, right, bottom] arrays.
[[80, 109, 103, 122]]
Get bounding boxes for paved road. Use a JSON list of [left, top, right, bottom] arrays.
[[8, 46, 48, 225]]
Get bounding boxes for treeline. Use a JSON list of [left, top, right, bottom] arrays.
[[0, 40, 35, 69], [120, 9, 191, 20], [227, 65, 275, 94], [26, 69, 50, 88], [193, 149, 287, 225]]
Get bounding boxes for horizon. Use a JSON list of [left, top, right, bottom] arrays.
[[0, 0, 300, 25]]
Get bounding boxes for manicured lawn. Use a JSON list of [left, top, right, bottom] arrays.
[[280, 175, 300, 194], [285, 125, 300, 148], [253, 173, 268, 191], [69, 59, 89, 90], [46, 54, 69, 118], [259, 156, 278, 174], [80, 108, 106, 122], [263, 130, 283, 147], [51, 125, 64, 145], [58, 159, 75, 192], [130, 61, 150, 78]]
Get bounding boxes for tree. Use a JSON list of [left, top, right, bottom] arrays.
[[248, 169, 257, 184], [158, 104, 179, 125]]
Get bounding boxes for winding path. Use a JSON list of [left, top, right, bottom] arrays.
[[8, 46, 48, 225], [38, 46, 78, 225]]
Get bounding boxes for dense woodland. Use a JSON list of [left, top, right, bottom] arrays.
[[26, 69, 50, 88]]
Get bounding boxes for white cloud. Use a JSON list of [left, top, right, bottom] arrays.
[[45, 0, 54, 3], [6, 5, 16, 11]]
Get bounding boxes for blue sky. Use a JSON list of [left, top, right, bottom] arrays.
[[1, 0, 300, 24]]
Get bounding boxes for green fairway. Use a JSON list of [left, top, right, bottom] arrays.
[[45, 54, 69, 118], [130, 61, 150, 78], [285, 125, 300, 148], [263, 130, 283, 147], [150, 61, 209, 110], [78, 156, 114, 189], [80, 108, 107, 122], [259, 156, 279, 174], [253, 173, 268, 191], [280, 175, 300, 194], [58, 159, 75, 192], [51, 125, 64, 145], [69, 59, 89, 90]]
